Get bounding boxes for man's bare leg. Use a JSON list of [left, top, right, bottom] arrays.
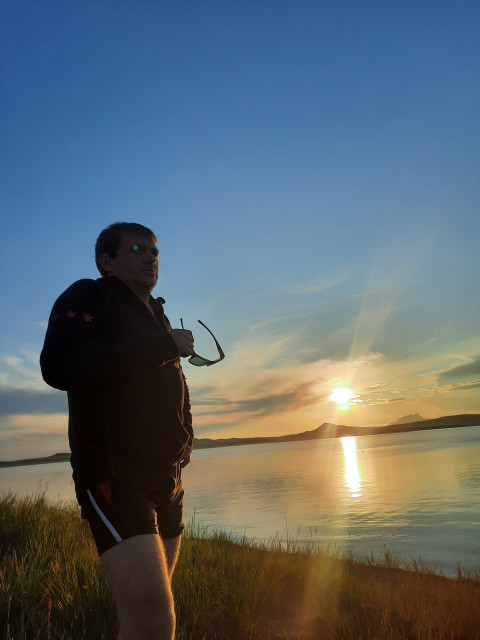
[[100, 533, 178, 640]]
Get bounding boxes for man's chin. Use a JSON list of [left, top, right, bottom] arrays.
[[145, 274, 158, 289], [133, 273, 158, 292]]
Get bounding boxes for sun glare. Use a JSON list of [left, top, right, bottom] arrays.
[[329, 387, 357, 411]]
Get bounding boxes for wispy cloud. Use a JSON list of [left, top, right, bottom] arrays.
[[0, 350, 45, 391], [437, 355, 480, 385], [290, 268, 354, 295], [0, 389, 67, 416], [451, 381, 480, 391], [0, 349, 64, 419], [235, 382, 316, 415], [0, 414, 69, 460]]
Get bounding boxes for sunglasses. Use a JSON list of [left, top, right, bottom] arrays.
[[180, 319, 225, 367]]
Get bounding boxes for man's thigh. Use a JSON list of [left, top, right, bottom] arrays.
[[100, 533, 177, 634]]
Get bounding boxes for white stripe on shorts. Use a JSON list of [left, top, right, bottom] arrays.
[[86, 488, 123, 543]]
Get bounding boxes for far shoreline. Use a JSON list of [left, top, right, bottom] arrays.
[[1, 413, 479, 469]]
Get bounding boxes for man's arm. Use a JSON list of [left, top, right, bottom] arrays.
[[40, 279, 180, 391], [180, 372, 193, 468]]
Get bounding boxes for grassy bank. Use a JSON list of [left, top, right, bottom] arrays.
[[1, 493, 480, 639]]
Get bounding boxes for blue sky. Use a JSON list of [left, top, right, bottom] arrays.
[[1, 0, 479, 460]]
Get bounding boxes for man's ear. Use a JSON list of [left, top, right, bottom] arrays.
[[98, 253, 114, 275]]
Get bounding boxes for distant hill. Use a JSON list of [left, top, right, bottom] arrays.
[[0, 452, 71, 468], [1, 414, 479, 467], [193, 413, 480, 450]]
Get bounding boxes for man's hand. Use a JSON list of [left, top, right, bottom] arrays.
[[180, 444, 192, 468], [170, 328, 194, 357]]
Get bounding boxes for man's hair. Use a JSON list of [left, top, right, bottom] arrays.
[[95, 222, 157, 276]]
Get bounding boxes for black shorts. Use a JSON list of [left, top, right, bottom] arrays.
[[79, 465, 184, 556]]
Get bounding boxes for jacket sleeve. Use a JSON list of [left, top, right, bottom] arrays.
[[182, 372, 194, 447], [40, 279, 179, 391]]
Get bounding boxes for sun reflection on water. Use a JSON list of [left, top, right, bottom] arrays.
[[341, 436, 362, 498]]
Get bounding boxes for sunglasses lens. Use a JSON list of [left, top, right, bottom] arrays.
[[189, 355, 209, 367]]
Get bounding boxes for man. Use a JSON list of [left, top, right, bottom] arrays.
[[40, 222, 195, 640]]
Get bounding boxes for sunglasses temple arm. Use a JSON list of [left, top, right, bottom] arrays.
[[197, 320, 225, 358]]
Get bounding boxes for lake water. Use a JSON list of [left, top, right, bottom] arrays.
[[2, 426, 480, 578]]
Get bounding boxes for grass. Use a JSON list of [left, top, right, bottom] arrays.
[[2, 492, 480, 639]]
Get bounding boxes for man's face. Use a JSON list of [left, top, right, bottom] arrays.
[[100, 232, 159, 295]]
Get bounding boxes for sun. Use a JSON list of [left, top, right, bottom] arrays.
[[329, 387, 357, 411]]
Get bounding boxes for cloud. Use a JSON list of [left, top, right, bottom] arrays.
[[0, 414, 69, 460], [0, 349, 67, 423], [0, 389, 67, 416], [438, 356, 480, 385], [291, 268, 353, 295], [229, 382, 317, 418], [192, 378, 318, 418], [0, 413, 67, 435], [449, 381, 480, 392], [0, 349, 45, 390]]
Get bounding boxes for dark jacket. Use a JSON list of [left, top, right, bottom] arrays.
[[40, 276, 193, 496]]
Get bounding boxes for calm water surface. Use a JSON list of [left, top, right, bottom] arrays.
[[2, 426, 479, 577]]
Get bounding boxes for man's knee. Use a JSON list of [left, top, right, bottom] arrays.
[[119, 581, 175, 631], [119, 606, 175, 640]]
